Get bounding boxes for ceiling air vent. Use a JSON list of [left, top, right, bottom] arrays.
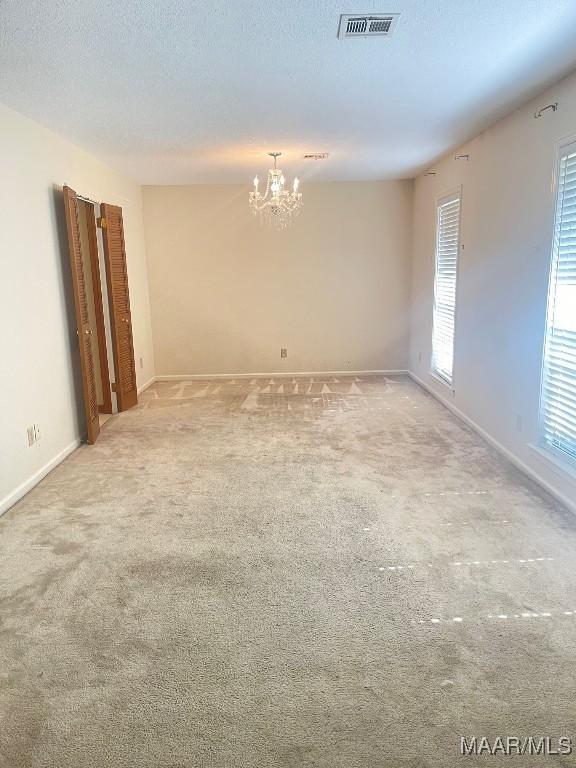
[[303, 153, 329, 160], [338, 14, 399, 39]]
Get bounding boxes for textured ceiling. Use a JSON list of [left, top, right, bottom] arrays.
[[2, 0, 576, 183]]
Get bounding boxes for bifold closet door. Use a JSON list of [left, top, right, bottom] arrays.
[[100, 203, 138, 411], [62, 186, 100, 444], [84, 201, 113, 415]]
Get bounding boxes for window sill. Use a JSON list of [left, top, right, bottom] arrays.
[[429, 370, 455, 394], [528, 443, 576, 483]]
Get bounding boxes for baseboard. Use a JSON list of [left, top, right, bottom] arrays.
[[408, 371, 576, 515], [0, 438, 82, 517], [155, 369, 409, 381], [137, 376, 156, 395]]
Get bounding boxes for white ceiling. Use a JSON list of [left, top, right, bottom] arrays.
[[2, 0, 576, 184]]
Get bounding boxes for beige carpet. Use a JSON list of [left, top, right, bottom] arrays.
[[1, 375, 575, 767]]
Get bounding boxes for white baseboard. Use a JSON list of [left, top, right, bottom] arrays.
[[155, 369, 408, 381], [408, 370, 576, 515], [137, 376, 156, 394], [0, 438, 81, 517]]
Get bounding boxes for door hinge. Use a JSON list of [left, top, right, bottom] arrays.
[[97, 217, 107, 229], [111, 382, 117, 392]]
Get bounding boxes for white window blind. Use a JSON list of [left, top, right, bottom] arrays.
[[539, 143, 576, 463], [432, 192, 461, 385]]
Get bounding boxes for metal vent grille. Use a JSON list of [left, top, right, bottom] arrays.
[[338, 14, 399, 39], [347, 17, 368, 34], [369, 18, 392, 33], [303, 153, 329, 160]]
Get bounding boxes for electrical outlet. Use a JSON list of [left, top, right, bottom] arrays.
[[280, 348, 287, 358], [33, 423, 41, 442], [139, 356, 143, 369], [27, 426, 35, 446]]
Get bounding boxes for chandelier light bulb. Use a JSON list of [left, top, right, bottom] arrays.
[[253, 175, 259, 189], [293, 177, 299, 192]]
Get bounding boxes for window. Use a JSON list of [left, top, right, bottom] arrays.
[[539, 142, 576, 464], [431, 191, 461, 385]]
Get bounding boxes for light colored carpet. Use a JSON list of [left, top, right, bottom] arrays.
[[1, 375, 575, 767]]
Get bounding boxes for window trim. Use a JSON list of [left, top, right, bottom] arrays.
[[430, 186, 463, 390], [537, 136, 576, 467]]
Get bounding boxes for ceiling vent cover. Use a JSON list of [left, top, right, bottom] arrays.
[[303, 153, 329, 160], [338, 14, 399, 39]]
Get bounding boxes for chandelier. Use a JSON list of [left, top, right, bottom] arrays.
[[249, 152, 303, 228]]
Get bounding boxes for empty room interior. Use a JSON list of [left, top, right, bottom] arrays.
[[2, 1, 576, 765]]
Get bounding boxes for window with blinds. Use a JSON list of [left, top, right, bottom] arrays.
[[431, 192, 461, 385], [539, 142, 576, 464]]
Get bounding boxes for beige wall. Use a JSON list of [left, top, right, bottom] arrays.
[[143, 181, 413, 376], [410, 68, 576, 509], [0, 103, 155, 511]]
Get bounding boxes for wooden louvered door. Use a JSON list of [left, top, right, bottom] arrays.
[[100, 203, 138, 411], [63, 186, 100, 444]]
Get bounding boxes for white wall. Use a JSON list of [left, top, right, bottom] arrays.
[[0, 103, 155, 512], [143, 181, 413, 376], [410, 69, 576, 508]]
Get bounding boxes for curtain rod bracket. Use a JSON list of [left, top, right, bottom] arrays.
[[534, 103, 558, 119]]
